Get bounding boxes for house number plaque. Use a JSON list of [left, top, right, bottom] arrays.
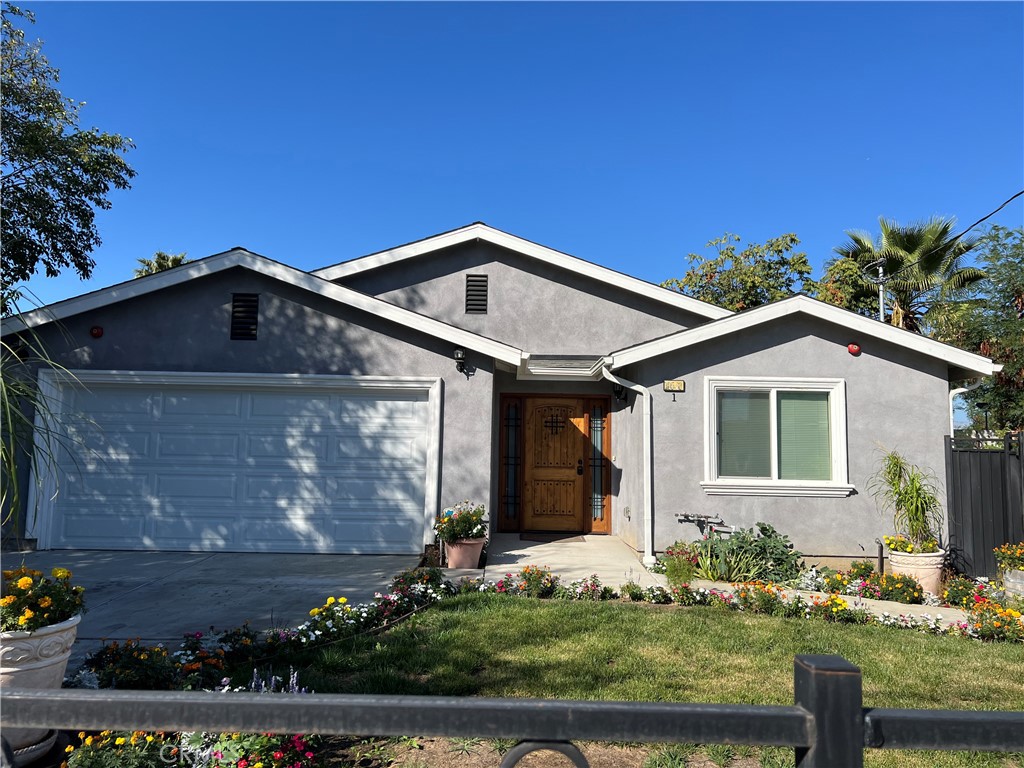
[[663, 380, 685, 392]]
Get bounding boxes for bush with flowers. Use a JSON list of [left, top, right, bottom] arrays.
[[883, 534, 940, 554], [808, 565, 925, 605], [994, 541, 1024, 572], [61, 729, 175, 768], [84, 639, 178, 690], [433, 500, 487, 544], [554, 574, 617, 601], [1, 565, 85, 631]]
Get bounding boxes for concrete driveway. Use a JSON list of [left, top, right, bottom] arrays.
[[3, 550, 420, 667]]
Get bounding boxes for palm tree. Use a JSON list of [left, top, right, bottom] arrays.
[[829, 217, 986, 333], [134, 251, 189, 277]]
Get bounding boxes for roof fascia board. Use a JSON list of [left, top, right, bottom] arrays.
[[2, 250, 523, 367], [610, 295, 1000, 377], [314, 223, 733, 321]]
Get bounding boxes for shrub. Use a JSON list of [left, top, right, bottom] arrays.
[[689, 523, 804, 584], [554, 575, 616, 601], [962, 598, 1024, 642], [84, 640, 178, 690], [869, 573, 924, 604], [621, 580, 645, 601], [661, 541, 698, 587], [994, 542, 1024, 571], [943, 576, 986, 609], [848, 560, 875, 579]]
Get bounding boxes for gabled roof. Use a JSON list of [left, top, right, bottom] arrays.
[[1, 248, 524, 366], [313, 222, 733, 321], [609, 294, 1001, 378]]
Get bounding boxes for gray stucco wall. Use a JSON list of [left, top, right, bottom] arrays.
[[337, 241, 709, 354], [8, 268, 496, 537], [625, 314, 951, 559]]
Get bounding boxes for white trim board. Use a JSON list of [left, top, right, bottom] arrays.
[[313, 223, 733, 321], [2, 249, 524, 367], [610, 294, 1001, 377]]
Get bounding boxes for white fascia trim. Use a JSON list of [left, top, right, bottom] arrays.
[[314, 223, 733, 321], [2, 250, 523, 367], [610, 294, 1001, 376], [54, 369, 445, 390], [517, 354, 611, 381], [703, 375, 853, 498]]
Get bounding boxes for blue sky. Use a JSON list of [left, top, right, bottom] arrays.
[[17, 1, 1024, 307]]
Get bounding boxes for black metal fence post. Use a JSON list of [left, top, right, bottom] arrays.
[[793, 654, 863, 768]]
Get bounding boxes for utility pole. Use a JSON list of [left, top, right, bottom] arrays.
[[865, 259, 886, 321]]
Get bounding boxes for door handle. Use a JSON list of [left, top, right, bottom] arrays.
[[577, 459, 584, 476]]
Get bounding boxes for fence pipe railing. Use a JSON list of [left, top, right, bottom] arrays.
[[2, 655, 1022, 768]]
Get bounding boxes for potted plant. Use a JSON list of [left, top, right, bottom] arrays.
[[994, 542, 1024, 597], [1, 564, 86, 759], [434, 501, 487, 568], [870, 450, 945, 595]]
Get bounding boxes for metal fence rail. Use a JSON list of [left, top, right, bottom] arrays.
[[2, 655, 1023, 768]]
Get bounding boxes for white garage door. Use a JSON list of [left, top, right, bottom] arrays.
[[37, 374, 436, 554]]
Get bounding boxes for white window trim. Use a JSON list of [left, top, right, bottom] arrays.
[[701, 375, 854, 498]]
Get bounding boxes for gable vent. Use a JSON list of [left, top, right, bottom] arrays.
[[230, 293, 259, 340], [465, 274, 488, 314]]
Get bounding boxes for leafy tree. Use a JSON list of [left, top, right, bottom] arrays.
[[1, 3, 135, 291], [661, 233, 812, 312], [134, 251, 190, 277], [821, 216, 986, 333], [931, 225, 1024, 430]]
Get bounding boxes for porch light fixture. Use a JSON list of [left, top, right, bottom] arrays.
[[612, 383, 627, 402], [454, 348, 466, 374]]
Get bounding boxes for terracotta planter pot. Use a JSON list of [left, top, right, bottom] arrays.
[[1003, 568, 1024, 598], [0, 614, 82, 756], [888, 549, 945, 596], [445, 538, 486, 568]]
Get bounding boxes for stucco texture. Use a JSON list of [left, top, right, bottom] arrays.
[[626, 314, 952, 559], [337, 241, 706, 354]]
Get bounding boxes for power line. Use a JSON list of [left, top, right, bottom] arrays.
[[862, 188, 1024, 284]]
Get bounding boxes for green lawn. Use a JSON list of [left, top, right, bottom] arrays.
[[296, 594, 1024, 768]]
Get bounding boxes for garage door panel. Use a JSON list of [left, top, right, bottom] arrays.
[[46, 379, 432, 554], [245, 475, 328, 502], [249, 393, 334, 420], [156, 473, 237, 499], [163, 393, 242, 418], [157, 434, 240, 460], [246, 434, 328, 461], [58, 510, 146, 543], [68, 389, 155, 416]]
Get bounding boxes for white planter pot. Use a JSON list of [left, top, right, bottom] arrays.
[[888, 549, 945, 596], [1004, 568, 1024, 598], [0, 614, 82, 756]]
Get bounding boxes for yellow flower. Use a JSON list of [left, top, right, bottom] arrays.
[[115, 737, 126, 745], [39, 596, 53, 608], [65, 745, 75, 753], [326, 596, 336, 605], [309, 607, 320, 616], [146, 736, 154, 743], [0, 595, 15, 607], [16, 576, 33, 590], [339, 597, 348, 604], [85, 736, 94, 746], [52, 568, 72, 580]]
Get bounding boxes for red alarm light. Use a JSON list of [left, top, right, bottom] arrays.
[[847, 343, 861, 356], [90, 326, 104, 339]]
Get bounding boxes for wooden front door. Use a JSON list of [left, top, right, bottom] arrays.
[[522, 397, 588, 532]]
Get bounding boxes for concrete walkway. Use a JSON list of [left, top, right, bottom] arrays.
[[443, 533, 666, 588]]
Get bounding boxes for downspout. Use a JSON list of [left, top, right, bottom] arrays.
[[949, 378, 984, 436], [601, 367, 656, 566]]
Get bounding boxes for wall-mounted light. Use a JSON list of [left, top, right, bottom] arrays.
[[454, 348, 466, 374], [612, 383, 627, 401]]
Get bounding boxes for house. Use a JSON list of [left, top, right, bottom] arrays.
[[2, 223, 1000, 563]]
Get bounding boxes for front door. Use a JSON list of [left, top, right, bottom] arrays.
[[522, 397, 587, 532]]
